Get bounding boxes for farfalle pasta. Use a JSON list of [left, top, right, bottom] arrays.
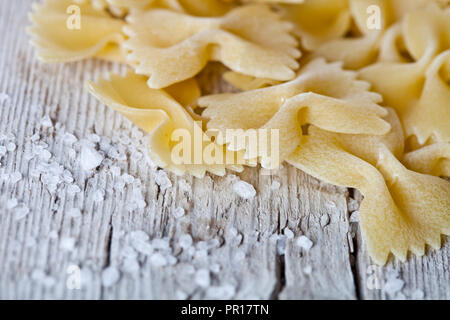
[[123, 4, 300, 89], [28, 0, 126, 62], [200, 59, 389, 167], [28, 0, 449, 266], [287, 109, 450, 265], [87, 71, 245, 177]]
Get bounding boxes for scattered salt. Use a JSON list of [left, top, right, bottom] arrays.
[[40, 116, 53, 128], [67, 184, 81, 194], [150, 252, 167, 267], [93, 189, 105, 202], [122, 257, 140, 274], [173, 207, 185, 219], [6, 142, 16, 152], [233, 180, 256, 199], [15, 205, 30, 220], [303, 265, 313, 275], [384, 277, 404, 296], [7, 198, 18, 209], [130, 230, 149, 242], [155, 170, 172, 190], [411, 289, 424, 300], [0, 146, 6, 156], [296, 235, 313, 251], [60, 237, 76, 251], [195, 269, 211, 288], [270, 180, 281, 190], [121, 173, 134, 184], [283, 228, 294, 239], [102, 266, 120, 287], [80, 144, 103, 171], [179, 234, 193, 249], [276, 235, 287, 255]]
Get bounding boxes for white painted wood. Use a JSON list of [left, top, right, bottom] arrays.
[[0, 0, 447, 300]]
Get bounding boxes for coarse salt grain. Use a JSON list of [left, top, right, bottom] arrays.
[[179, 234, 193, 249], [80, 144, 103, 171], [283, 227, 294, 239], [102, 266, 120, 287], [155, 170, 172, 190], [60, 237, 76, 251], [296, 235, 313, 251], [233, 180, 256, 199], [195, 269, 210, 288], [150, 252, 167, 267], [173, 207, 185, 219]]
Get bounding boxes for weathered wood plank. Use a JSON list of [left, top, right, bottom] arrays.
[[0, 0, 447, 300]]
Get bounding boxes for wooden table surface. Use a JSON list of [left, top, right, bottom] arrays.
[[0, 0, 448, 300]]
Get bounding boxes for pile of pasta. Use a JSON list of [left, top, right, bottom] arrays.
[[28, 0, 449, 265]]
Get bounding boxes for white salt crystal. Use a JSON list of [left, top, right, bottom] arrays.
[[210, 263, 221, 274], [296, 235, 313, 251], [179, 234, 193, 249], [63, 133, 77, 145], [10, 172, 22, 184], [80, 144, 103, 171], [93, 189, 105, 202], [283, 227, 294, 239], [68, 208, 82, 218], [320, 214, 330, 227], [102, 266, 120, 287], [175, 290, 188, 300], [15, 205, 30, 220], [350, 211, 360, 223], [40, 116, 53, 128], [150, 252, 167, 267], [195, 269, 210, 288], [271, 180, 281, 190], [7, 198, 18, 209], [38, 149, 52, 162], [194, 250, 208, 261], [60, 237, 76, 251], [233, 180, 256, 199], [384, 278, 404, 296], [207, 284, 236, 299], [173, 207, 185, 219], [130, 230, 149, 242], [276, 235, 287, 255], [155, 170, 172, 190], [121, 173, 134, 184], [303, 265, 313, 275], [131, 239, 153, 256], [67, 184, 81, 194], [152, 238, 170, 251], [0, 146, 6, 156], [6, 142, 16, 152], [136, 199, 147, 209], [411, 289, 424, 300], [166, 255, 177, 265], [122, 257, 140, 274]]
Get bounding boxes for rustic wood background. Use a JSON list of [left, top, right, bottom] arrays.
[[0, 0, 448, 300]]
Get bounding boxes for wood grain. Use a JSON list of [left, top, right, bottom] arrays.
[[0, 0, 448, 300]]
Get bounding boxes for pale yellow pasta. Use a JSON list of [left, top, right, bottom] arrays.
[[199, 59, 390, 168], [87, 71, 245, 178], [123, 4, 300, 89], [287, 109, 450, 265], [222, 71, 281, 91], [403, 143, 450, 177], [108, 0, 235, 16], [28, 0, 126, 63]]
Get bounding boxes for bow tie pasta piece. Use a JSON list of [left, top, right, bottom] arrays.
[[287, 109, 450, 265], [223, 71, 282, 91], [404, 142, 450, 177], [199, 59, 390, 168], [123, 4, 300, 89], [359, 4, 450, 146], [308, 0, 441, 69], [28, 0, 126, 63], [73, 0, 127, 17], [87, 71, 245, 178], [108, 0, 235, 16]]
